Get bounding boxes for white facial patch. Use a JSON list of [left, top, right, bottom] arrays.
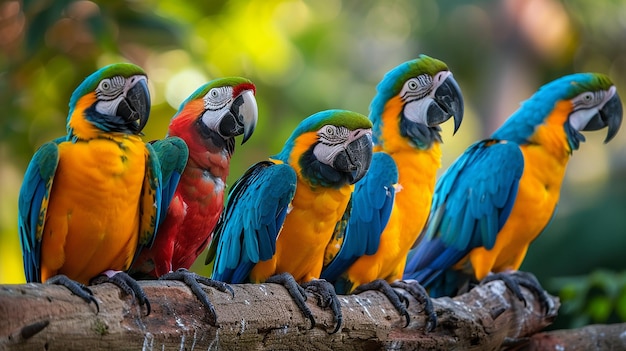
[[201, 86, 233, 129], [569, 86, 615, 131], [399, 73, 438, 124], [94, 76, 126, 116], [313, 125, 350, 166], [403, 98, 433, 124]]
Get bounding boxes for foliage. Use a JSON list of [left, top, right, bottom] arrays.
[[549, 270, 626, 329]]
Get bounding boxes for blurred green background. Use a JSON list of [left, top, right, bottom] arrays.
[[1, 0, 624, 329]]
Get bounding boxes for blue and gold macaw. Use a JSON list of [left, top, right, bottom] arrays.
[[18, 63, 186, 312], [206, 109, 373, 333], [320, 55, 463, 329], [404, 73, 622, 302]]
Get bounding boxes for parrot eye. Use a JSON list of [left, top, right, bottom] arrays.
[[96, 76, 125, 100], [318, 124, 349, 145], [101, 80, 111, 90], [573, 91, 604, 109], [204, 86, 232, 110], [400, 75, 431, 101]]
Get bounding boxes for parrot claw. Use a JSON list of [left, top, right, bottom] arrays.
[[353, 279, 410, 328], [353, 279, 437, 331], [159, 268, 233, 326], [265, 273, 316, 330], [91, 271, 151, 315], [46, 274, 99, 313], [301, 279, 343, 334], [390, 280, 437, 331], [481, 271, 555, 314]]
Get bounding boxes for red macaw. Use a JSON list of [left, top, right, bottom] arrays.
[[129, 77, 258, 324]]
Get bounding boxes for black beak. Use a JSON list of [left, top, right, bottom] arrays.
[[218, 90, 258, 144], [428, 75, 464, 134], [582, 92, 623, 143], [333, 132, 373, 184], [117, 78, 151, 133]]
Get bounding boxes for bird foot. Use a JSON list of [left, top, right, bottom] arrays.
[[391, 280, 437, 331], [302, 279, 343, 334], [46, 274, 99, 313], [265, 273, 315, 330], [91, 270, 150, 315], [159, 268, 234, 326], [353, 279, 412, 327], [481, 271, 555, 313]]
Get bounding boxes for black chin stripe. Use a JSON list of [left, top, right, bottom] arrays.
[[195, 118, 235, 155]]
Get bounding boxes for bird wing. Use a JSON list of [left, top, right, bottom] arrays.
[[206, 161, 297, 283], [18, 142, 60, 282], [404, 140, 524, 287], [321, 152, 398, 283]]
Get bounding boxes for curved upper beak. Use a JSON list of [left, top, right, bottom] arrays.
[[429, 75, 464, 134], [218, 89, 258, 144], [239, 90, 258, 144], [118, 77, 150, 133], [582, 92, 623, 143], [333, 130, 373, 184]]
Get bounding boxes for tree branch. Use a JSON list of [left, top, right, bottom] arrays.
[[524, 323, 626, 351], [0, 279, 559, 350]]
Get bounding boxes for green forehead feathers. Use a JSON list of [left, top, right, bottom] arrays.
[[272, 109, 372, 162], [567, 73, 613, 98], [187, 77, 254, 101], [388, 55, 449, 94], [302, 109, 372, 132], [69, 62, 146, 110]]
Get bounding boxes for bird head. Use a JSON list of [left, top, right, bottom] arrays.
[[67, 62, 150, 139], [564, 74, 622, 150], [370, 55, 464, 150], [170, 77, 258, 153], [273, 109, 374, 188], [493, 73, 622, 152]]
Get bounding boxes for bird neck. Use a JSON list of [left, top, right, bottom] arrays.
[[526, 100, 574, 161], [169, 117, 234, 179], [67, 93, 101, 141]]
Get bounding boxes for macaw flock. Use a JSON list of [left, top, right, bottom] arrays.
[[18, 55, 622, 332]]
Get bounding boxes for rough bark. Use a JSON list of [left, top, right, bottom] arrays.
[[523, 323, 626, 351], [0, 279, 559, 350]]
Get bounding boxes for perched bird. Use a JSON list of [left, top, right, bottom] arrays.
[[18, 63, 184, 312], [206, 109, 373, 333], [320, 55, 463, 329], [403, 73, 622, 303], [129, 77, 258, 324]]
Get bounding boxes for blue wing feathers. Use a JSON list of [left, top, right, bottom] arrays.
[[321, 152, 398, 284], [141, 142, 164, 250], [18, 142, 60, 283], [149, 136, 189, 233], [208, 161, 297, 284], [403, 140, 524, 292]]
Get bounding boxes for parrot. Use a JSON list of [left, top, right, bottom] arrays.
[[320, 55, 464, 330], [129, 77, 258, 325], [403, 72, 622, 303], [205, 109, 373, 333], [18, 63, 186, 313]]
